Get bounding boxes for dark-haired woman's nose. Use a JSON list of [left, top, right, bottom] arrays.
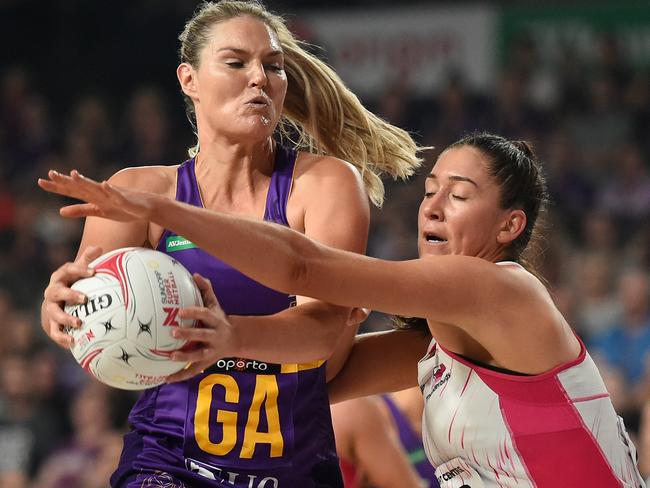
[[422, 194, 444, 222]]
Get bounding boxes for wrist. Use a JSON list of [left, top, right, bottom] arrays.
[[147, 192, 167, 223], [224, 315, 244, 357]]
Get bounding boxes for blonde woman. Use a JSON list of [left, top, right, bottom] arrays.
[[39, 1, 423, 487]]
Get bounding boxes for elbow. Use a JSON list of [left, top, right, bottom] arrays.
[[322, 317, 348, 359], [283, 238, 317, 297], [288, 259, 310, 297]]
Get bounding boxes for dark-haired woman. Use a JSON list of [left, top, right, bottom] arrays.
[[40, 132, 645, 487]]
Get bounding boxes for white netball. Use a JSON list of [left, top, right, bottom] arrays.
[[64, 247, 203, 390]]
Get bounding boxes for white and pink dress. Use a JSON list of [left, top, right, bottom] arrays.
[[419, 331, 644, 487]]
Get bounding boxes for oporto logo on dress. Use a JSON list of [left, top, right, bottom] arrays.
[[166, 235, 198, 252], [209, 358, 282, 375]]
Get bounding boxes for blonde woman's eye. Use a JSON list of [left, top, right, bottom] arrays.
[[452, 195, 467, 201]]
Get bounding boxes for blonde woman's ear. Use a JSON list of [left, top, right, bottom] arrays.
[[177, 63, 198, 99]]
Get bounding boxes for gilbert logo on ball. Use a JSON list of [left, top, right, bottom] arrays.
[[64, 247, 203, 390]]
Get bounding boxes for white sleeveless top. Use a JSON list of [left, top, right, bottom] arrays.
[[418, 263, 644, 488]]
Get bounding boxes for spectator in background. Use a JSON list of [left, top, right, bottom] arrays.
[[60, 130, 101, 184], [66, 95, 117, 170], [0, 354, 64, 480], [374, 77, 422, 139], [596, 145, 650, 237], [625, 70, 650, 156], [573, 253, 621, 341], [0, 290, 13, 327], [626, 225, 650, 274], [1, 196, 69, 308], [30, 349, 73, 435], [33, 381, 124, 488], [0, 178, 16, 248], [555, 45, 587, 115], [5, 311, 40, 357], [590, 268, 650, 417], [543, 129, 595, 237], [595, 32, 631, 92], [487, 70, 548, 139], [565, 75, 631, 180], [420, 75, 487, 148], [509, 33, 560, 112], [368, 184, 420, 262], [576, 210, 620, 263], [0, 67, 52, 183], [119, 86, 175, 166]]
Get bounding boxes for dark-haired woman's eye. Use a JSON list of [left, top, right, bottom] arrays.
[[226, 61, 244, 68]]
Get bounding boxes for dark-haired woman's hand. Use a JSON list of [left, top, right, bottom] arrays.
[[38, 170, 158, 222], [165, 273, 238, 382]]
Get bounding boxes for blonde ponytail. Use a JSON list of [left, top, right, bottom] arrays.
[[277, 33, 424, 206]]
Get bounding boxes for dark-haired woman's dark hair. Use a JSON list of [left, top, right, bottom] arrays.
[[392, 316, 431, 332], [448, 132, 549, 272]]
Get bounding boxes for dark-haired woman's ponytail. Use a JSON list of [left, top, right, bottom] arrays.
[[512, 140, 537, 161]]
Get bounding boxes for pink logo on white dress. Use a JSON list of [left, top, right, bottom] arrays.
[[433, 364, 446, 382]]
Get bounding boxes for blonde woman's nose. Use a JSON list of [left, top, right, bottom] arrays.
[[248, 62, 268, 88]]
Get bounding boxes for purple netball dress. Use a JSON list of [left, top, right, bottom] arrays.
[[381, 396, 439, 488], [111, 145, 342, 488]]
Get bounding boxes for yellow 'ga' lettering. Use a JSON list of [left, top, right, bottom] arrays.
[[195, 374, 239, 455], [240, 375, 284, 458]]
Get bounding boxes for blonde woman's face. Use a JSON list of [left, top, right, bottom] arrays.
[[417, 146, 510, 260], [192, 16, 287, 141]]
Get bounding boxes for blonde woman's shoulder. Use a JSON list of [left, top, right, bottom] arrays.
[[294, 151, 365, 187], [287, 151, 369, 230]]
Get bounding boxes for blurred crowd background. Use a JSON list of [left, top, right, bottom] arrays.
[[1, 1, 650, 487]]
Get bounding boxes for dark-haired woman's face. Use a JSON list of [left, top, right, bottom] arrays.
[[417, 146, 511, 260], [189, 15, 287, 142]]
